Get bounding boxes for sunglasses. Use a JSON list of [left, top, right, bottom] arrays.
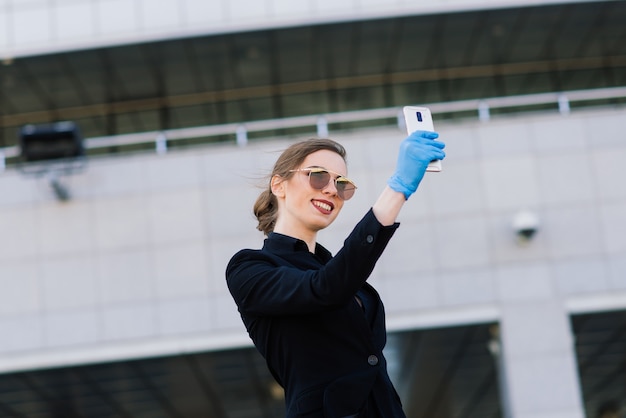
[[289, 167, 357, 201]]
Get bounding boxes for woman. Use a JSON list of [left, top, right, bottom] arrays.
[[226, 131, 446, 417]]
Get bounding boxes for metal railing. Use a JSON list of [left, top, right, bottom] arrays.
[[1, 86, 625, 168]]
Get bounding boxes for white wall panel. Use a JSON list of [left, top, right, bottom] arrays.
[[94, 195, 151, 250], [429, 160, 485, 215], [553, 257, 609, 295], [434, 215, 492, 269], [270, 0, 314, 17], [97, 249, 156, 304], [314, 0, 357, 13], [529, 115, 587, 152], [601, 201, 626, 254], [230, 0, 271, 21], [15, 0, 47, 7], [153, 242, 210, 298], [0, 6, 9, 49], [536, 153, 595, 206], [96, 0, 138, 36], [438, 123, 480, 160], [183, 0, 227, 25], [0, 316, 44, 352], [38, 200, 95, 256], [208, 236, 255, 295], [12, 3, 51, 46], [545, 205, 604, 258], [205, 184, 265, 238], [608, 256, 626, 290], [501, 303, 584, 418], [147, 188, 205, 245], [145, 153, 203, 192], [359, 0, 401, 8], [481, 156, 540, 211], [496, 262, 555, 303], [157, 297, 212, 335], [383, 220, 438, 275], [0, 206, 40, 260], [440, 268, 497, 307], [55, 1, 95, 41], [41, 256, 99, 310], [73, 158, 147, 199], [381, 273, 441, 312], [502, 302, 573, 358], [583, 110, 626, 149], [477, 118, 534, 158], [210, 293, 249, 330], [0, 261, 41, 315], [506, 350, 585, 418], [43, 309, 99, 347], [139, 0, 181, 30], [102, 303, 156, 340], [591, 147, 626, 201]]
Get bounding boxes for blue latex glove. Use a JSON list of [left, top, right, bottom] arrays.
[[387, 130, 446, 199]]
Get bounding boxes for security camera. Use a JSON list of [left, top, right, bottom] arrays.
[[512, 210, 539, 243]]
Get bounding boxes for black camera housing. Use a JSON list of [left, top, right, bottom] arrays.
[[19, 121, 84, 163]]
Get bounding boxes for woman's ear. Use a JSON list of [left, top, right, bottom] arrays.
[[270, 174, 286, 198]]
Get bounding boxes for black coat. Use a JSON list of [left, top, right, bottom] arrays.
[[226, 209, 406, 418]]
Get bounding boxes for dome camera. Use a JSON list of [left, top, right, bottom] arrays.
[[512, 209, 539, 243]]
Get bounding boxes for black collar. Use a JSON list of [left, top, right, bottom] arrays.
[[265, 232, 333, 262]]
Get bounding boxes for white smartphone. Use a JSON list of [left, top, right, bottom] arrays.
[[402, 106, 442, 172]]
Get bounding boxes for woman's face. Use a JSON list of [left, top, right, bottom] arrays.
[[273, 149, 348, 235]]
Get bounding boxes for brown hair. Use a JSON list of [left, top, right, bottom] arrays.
[[254, 138, 347, 235]]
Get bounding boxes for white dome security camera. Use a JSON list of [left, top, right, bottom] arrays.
[[512, 209, 540, 244]]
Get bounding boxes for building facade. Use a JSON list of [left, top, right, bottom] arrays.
[[1, 1, 625, 417]]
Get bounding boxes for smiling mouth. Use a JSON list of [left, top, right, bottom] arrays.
[[312, 200, 333, 212]]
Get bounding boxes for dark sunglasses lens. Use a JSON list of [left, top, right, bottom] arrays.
[[309, 170, 330, 189], [336, 180, 355, 200]]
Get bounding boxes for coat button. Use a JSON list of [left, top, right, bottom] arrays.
[[367, 355, 379, 366], [366, 235, 374, 244]]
